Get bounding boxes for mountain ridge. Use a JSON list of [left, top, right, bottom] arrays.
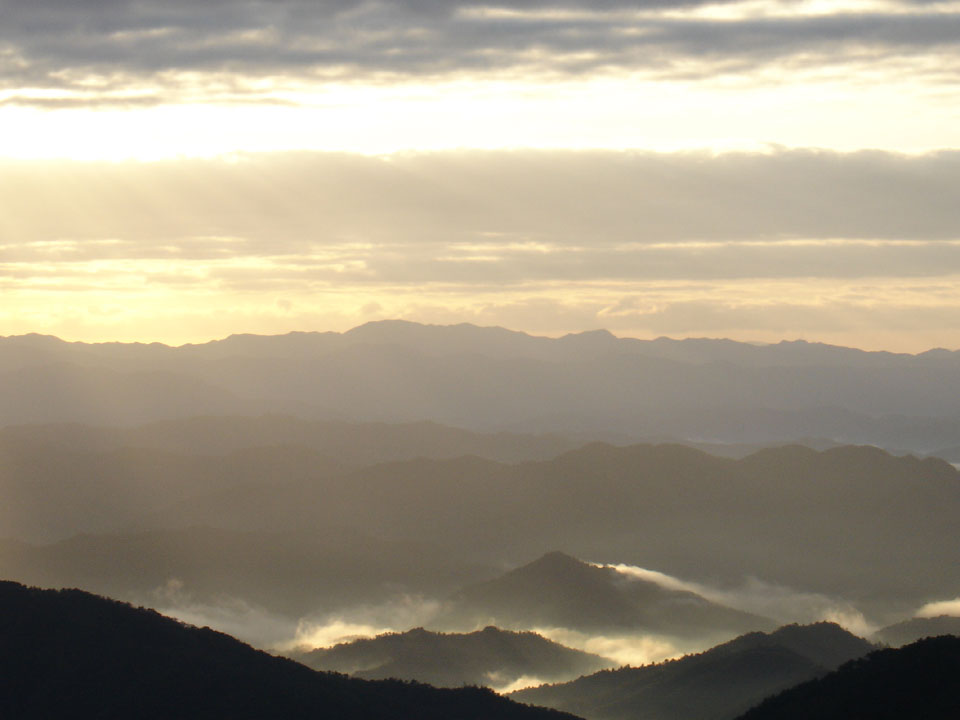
[[512, 623, 876, 720], [435, 551, 774, 637], [293, 625, 614, 689]]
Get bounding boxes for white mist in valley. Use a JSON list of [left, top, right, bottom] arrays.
[[153, 580, 301, 650], [533, 626, 687, 668], [603, 562, 876, 637], [285, 595, 444, 651]]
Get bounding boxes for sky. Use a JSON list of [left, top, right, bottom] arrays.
[[2, 0, 960, 350]]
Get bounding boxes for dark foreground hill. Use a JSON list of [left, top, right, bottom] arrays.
[[513, 623, 875, 720], [436, 551, 772, 638], [735, 635, 960, 720], [0, 580, 581, 720], [294, 625, 613, 688]]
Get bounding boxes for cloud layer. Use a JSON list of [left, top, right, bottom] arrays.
[[1, 147, 958, 348], [4, 0, 960, 103]]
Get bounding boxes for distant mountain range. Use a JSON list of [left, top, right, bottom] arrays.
[[293, 625, 613, 689], [4, 321, 960, 453], [513, 623, 876, 720], [735, 635, 960, 720], [0, 580, 580, 720], [433, 552, 773, 639]]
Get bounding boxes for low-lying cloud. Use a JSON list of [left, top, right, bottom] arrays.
[[535, 625, 689, 667], [605, 562, 876, 637], [151, 578, 442, 652], [152, 579, 301, 649], [915, 597, 960, 618], [284, 594, 443, 651]]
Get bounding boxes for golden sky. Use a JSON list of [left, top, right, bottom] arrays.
[[2, 0, 959, 350]]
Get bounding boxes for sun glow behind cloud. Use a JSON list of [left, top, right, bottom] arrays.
[[1, 147, 958, 349], [2, 70, 959, 160]]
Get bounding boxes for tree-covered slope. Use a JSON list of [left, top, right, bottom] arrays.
[[735, 635, 960, 720], [0, 580, 581, 720]]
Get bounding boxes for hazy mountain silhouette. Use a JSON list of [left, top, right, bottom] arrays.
[[4, 322, 960, 453], [435, 552, 773, 637], [0, 415, 576, 463], [0, 416, 576, 542], [929, 443, 960, 463], [0, 580, 581, 720], [734, 635, 960, 720], [873, 615, 960, 647], [0, 527, 491, 619], [293, 625, 613, 688], [0, 439, 345, 542], [513, 623, 875, 720], [4, 441, 957, 617], [154, 442, 957, 605], [0, 363, 254, 425]]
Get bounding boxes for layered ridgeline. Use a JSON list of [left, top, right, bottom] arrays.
[[2, 440, 957, 621], [513, 623, 876, 720], [735, 635, 960, 720], [293, 626, 613, 689], [0, 416, 575, 543], [873, 615, 960, 647], [433, 552, 773, 638], [0, 580, 580, 720], [4, 321, 960, 454]]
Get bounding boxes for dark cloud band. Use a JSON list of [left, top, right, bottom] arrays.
[[3, 1, 960, 96]]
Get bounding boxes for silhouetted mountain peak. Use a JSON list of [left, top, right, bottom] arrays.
[[346, 319, 528, 344], [0, 332, 68, 346], [527, 550, 591, 573], [440, 552, 774, 637], [763, 622, 876, 669], [557, 328, 617, 344]]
